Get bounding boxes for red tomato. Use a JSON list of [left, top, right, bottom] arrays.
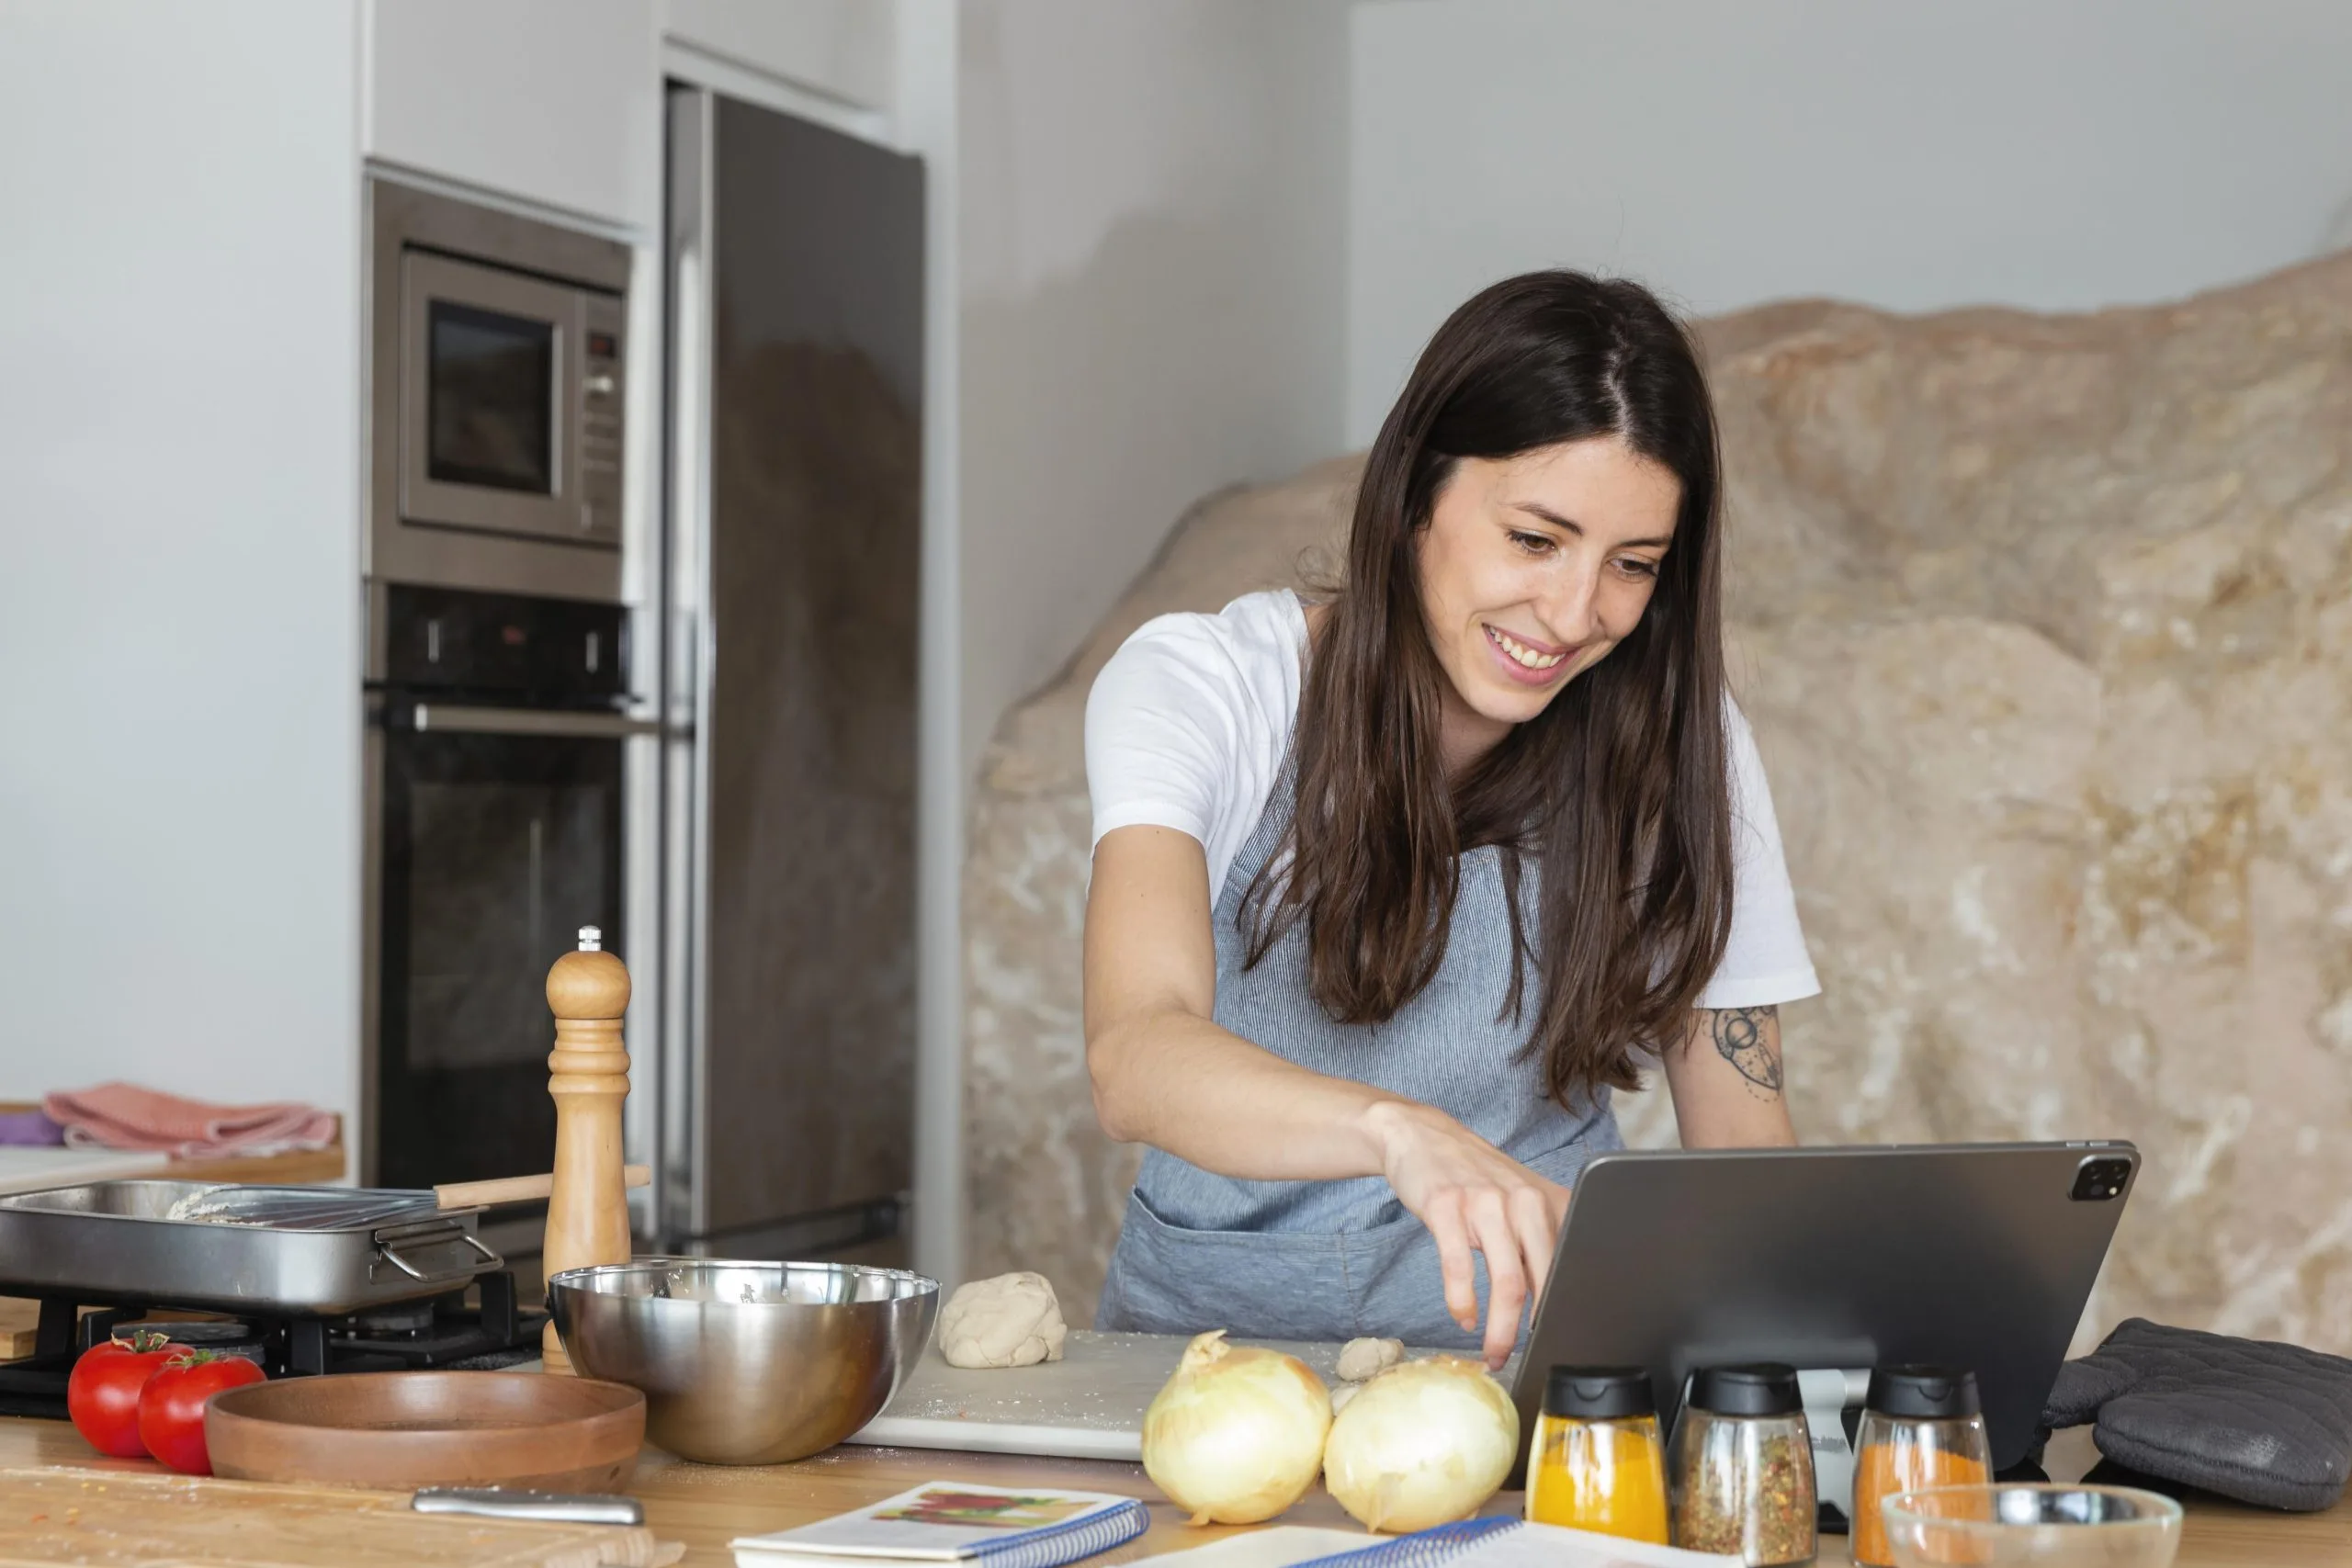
[[66, 1329, 176, 1458], [137, 1349, 266, 1474]]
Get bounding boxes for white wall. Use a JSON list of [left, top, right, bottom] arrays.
[[957, 0, 1351, 775], [0, 2, 364, 1115], [1349, 0, 2352, 442]]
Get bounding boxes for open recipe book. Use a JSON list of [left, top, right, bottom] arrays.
[[733, 1486, 1738, 1568]]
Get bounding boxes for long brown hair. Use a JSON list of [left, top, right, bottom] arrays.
[[1246, 271, 1733, 1105]]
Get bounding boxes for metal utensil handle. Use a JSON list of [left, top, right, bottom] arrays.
[[412, 1486, 645, 1526], [379, 1230, 503, 1281], [434, 1163, 651, 1210]]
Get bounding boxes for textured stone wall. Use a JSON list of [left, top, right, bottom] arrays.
[[964, 253, 2352, 1354]]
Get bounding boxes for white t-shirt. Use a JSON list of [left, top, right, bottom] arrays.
[[1085, 589, 1821, 1010]]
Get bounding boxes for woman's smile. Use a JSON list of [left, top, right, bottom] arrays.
[[1481, 622, 1577, 683]]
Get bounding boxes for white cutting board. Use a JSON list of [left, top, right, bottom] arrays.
[[847, 1330, 1348, 1460], [0, 1145, 170, 1195], [848, 1330, 1524, 1461]]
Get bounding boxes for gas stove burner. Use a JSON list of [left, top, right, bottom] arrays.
[[339, 1300, 438, 1337], [0, 1270, 545, 1420]]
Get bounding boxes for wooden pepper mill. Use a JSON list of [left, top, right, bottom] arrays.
[[541, 924, 632, 1375]]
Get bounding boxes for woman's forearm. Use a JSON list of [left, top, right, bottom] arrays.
[[1088, 1007, 1404, 1181]]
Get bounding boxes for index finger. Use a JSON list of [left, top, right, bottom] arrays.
[[1470, 1194, 1527, 1371], [1509, 1183, 1556, 1316]]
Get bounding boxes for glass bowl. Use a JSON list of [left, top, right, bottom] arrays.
[[1882, 1483, 2183, 1568]]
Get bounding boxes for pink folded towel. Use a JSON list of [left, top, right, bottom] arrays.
[[42, 1083, 341, 1160]]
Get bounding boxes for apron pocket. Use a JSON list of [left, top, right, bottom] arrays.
[[1338, 1214, 1484, 1353], [1098, 1190, 1363, 1342]]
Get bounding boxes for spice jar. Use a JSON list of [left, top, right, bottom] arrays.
[[1850, 1366, 1992, 1568], [1524, 1365, 1668, 1543], [1668, 1363, 1816, 1566]]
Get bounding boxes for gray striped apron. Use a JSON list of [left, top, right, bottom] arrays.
[[1096, 778, 1623, 1349]]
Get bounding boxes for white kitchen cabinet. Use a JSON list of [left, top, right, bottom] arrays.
[[662, 0, 896, 111], [364, 0, 661, 229]]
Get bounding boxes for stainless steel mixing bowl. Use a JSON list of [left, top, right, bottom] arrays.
[[547, 1258, 938, 1465]]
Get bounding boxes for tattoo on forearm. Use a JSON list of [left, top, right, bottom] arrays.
[[1711, 1006, 1782, 1100]]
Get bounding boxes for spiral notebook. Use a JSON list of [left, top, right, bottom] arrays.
[[730, 1483, 1150, 1568]]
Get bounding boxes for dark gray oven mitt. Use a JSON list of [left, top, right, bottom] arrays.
[[2041, 1317, 2352, 1511]]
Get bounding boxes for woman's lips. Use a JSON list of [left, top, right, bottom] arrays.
[[1482, 623, 1576, 686]]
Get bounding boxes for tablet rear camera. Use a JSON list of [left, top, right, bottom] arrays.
[[2070, 1156, 2131, 1201]]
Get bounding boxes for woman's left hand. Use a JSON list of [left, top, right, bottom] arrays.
[[1363, 1099, 1572, 1369]]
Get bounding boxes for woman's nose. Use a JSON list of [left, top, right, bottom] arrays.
[[1535, 560, 1602, 643]]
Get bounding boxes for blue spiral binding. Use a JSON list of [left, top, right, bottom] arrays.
[[959, 1498, 1151, 1568], [1287, 1517, 1524, 1568], [1288, 1514, 1523, 1568]]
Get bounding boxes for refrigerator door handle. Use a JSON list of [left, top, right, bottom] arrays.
[[662, 84, 719, 1249]]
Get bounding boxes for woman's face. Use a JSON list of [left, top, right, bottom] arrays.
[[1415, 434, 1682, 762]]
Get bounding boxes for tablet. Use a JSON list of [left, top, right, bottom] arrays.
[[1510, 1140, 2140, 1479]]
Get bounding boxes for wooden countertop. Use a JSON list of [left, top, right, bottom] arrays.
[[0, 1101, 345, 1189], [0, 1134, 2331, 1563], [0, 1416, 2344, 1567], [156, 1142, 347, 1186]]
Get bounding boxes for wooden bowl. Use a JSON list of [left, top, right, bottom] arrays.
[[207, 1371, 645, 1493]]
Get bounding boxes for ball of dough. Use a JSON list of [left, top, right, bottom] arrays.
[[1335, 1337, 1404, 1382], [936, 1271, 1069, 1369]]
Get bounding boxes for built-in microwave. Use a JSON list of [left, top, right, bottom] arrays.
[[400, 251, 624, 546], [368, 182, 632, 604]]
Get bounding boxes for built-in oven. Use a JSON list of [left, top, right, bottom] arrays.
[[363, 584, 653, 1191], [362, 179, 658, 1266], [362, 179, 650, 1213]]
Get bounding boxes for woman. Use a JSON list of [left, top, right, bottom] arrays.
[[1082, 271, 1818, 1370]]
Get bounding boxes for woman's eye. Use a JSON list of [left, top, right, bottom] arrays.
[[1507, 530, 1554, 555], [1615, 557, 1660, 580]]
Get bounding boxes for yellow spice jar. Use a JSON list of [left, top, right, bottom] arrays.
[[1525, 1365, 1669, 1544]]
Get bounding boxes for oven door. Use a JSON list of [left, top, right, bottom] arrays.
[[399, 252, 621, 547], [369, 701, 652, 1190]]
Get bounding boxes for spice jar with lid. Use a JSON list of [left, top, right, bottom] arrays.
[[1524, 1365, 1668, 1543], [1668, 1363, 1816, 1566], [1849, 1365, 1992, 1568]]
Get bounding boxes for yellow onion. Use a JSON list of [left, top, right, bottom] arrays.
[[1142, 1330, 1332, 1524], [1322, 1355, 1520, 1532]]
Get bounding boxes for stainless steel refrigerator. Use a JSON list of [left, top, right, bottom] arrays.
[[657, 85, 923, 1262]]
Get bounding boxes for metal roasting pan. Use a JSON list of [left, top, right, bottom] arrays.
[[0, 1180, 503, 1315]]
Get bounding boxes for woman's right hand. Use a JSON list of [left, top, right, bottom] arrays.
[[1363, 1099, 1570, 1371]]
